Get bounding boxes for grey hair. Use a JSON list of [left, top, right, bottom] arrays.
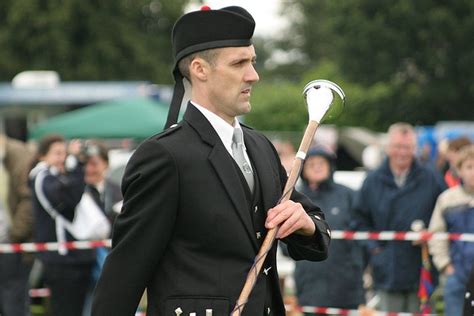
[[386, 122, 417, 148]]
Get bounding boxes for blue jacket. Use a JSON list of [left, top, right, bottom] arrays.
[[354, 158, 444, 291], [445, 202, 474, 283], [289, 178, 365, 308]]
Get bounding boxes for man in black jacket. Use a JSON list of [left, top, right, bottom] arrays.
[[93, 6, 330, 316]]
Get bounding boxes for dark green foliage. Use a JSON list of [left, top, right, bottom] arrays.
[[247, 0, 474, 131], [0, 0, 186, 82]]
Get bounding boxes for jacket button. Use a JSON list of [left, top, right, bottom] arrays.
[[254, 206, 258, 213], [256, 232, 261, 239]]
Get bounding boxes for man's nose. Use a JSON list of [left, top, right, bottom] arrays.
[[245, 64, 259, 83]]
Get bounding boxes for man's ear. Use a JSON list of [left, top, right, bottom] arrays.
[[189, 58, 209, 82]]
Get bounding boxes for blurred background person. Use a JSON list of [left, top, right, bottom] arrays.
[[29, 135, 95, 316], [429, 144, 474, 316], [443, 136, 471, 188], [0, 133, 33, 316], [82, 140, 122, 316], [83, 140, 122, 223], [273, 139, 296, 175], [416, 132, 437, 168], [285, 145, 365, 315], [354, 123, 444, 313]]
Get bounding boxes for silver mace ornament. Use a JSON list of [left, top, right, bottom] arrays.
[[231, 79, 345, 316]]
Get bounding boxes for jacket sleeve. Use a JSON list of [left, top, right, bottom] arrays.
[[428, 193, 450, 272], [92, 139, 179, 316], [6, 139, 33, 242], [273, 151, 330, 262], [40, 158, 85, 221]]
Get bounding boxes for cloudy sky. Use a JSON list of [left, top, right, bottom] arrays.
[[185, 0, 287, 37]]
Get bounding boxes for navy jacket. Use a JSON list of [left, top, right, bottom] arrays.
[[291, 178, 365, 308], [354, 158, 444, 291], [445, 202, 474, 283], [30, 160, 95, 264]]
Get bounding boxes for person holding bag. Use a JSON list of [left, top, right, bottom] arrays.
[[82, 141, 122, 316], [29, 135, 96, 316]]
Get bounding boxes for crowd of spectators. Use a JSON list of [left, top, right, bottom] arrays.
[[0, 122, 472, 315]]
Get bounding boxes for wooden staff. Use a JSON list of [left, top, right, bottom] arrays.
[[231, 80, 345, 315]]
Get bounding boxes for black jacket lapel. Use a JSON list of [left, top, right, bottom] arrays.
[[184, 104, 258, 250], [243, 128, 281, 215]]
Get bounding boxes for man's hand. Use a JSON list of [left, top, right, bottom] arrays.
[[265, 200, 316, 239]]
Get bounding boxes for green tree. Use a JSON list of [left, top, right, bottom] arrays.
[[271, 0, 474, 130], [246, 82, 307, 131], [0, 0, 187, 82]]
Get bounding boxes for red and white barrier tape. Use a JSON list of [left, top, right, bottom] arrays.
[[29, 288, 51, 298], [331, 230, 474, 242], [0, 240, 110, 253], [295, 306, 436, 315], [2, 230, 474, 254]]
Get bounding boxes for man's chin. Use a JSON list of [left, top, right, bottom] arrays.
[[241, 102, 252, 113]]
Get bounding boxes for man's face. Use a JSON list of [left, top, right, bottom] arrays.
[[85, 155, 108, 185], [386, 131, 416, 171], [204, 45, 259, 123]]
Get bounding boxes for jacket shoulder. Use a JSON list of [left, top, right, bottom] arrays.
[[148, 122, 184, 141], [437, 186, 467, 205]]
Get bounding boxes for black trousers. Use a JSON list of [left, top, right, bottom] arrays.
[[43, 262, 93, 316], [0, 253, 32, 316]]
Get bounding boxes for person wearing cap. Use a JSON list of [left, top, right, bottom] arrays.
[[92, 6, 330, 316], [283, 145, 365, 315]]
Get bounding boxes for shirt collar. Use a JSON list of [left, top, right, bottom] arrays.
[[191, 102, 244, 155]]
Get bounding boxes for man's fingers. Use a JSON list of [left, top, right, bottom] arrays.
[[266, 201, 291, 222], [266, 201, 299, 229], [276, 212, 301, 239]]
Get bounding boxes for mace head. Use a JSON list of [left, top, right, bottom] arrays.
[[303, 80, 345, 123]]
